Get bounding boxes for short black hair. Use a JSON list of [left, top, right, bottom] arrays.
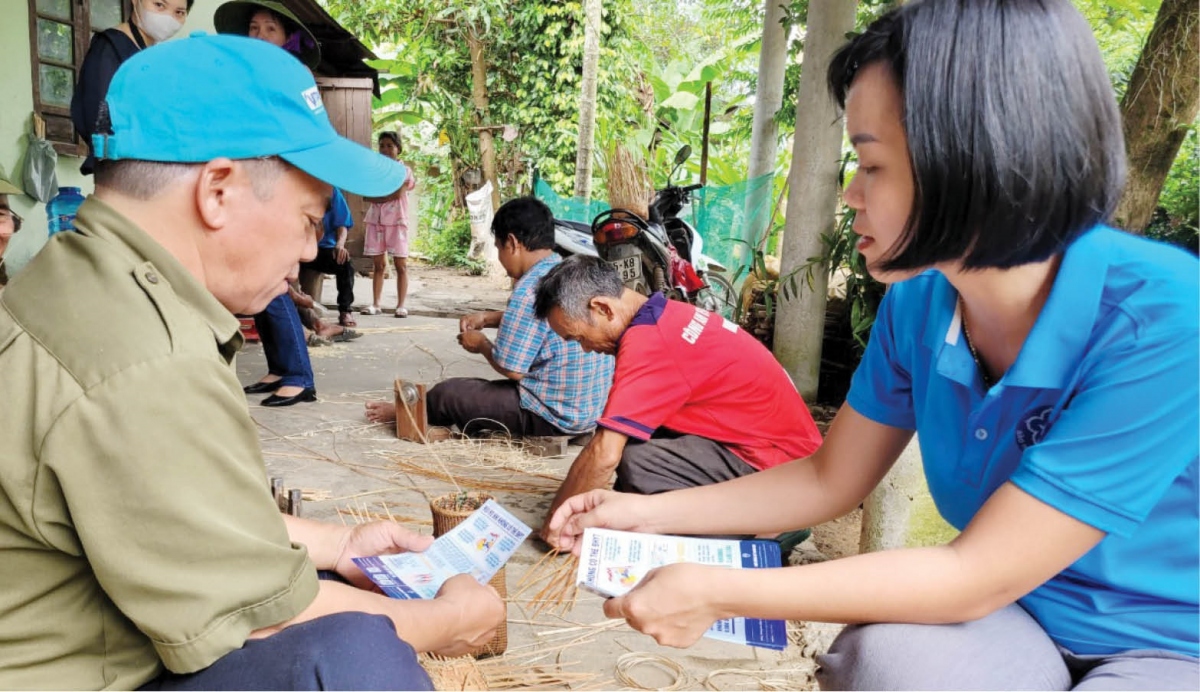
[[827, 0, 1126, 271], [492, 196, 555, 251], [534, 255, 624, 321], [378, 131, 402, 153]]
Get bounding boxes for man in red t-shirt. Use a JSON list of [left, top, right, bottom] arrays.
[[533, 255, 823, 542]]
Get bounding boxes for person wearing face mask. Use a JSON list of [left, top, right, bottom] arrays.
[[71, 0, 192, 176], [215, 0, 321, 69]]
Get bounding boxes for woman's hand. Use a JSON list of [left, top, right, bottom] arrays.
[[543, 489, 656, 553], [333, 521, 434, 590], [605, 563, 725, 648]]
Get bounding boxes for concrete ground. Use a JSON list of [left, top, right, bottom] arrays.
[[241, 262, 852, 690]]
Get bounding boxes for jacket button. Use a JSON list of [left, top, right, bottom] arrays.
[[145, 271, 159, 284]]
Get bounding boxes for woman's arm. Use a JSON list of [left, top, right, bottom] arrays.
[[608, 481, 1103, 648]]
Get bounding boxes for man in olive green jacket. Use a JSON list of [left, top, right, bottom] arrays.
[[0, 35, 502, 690]]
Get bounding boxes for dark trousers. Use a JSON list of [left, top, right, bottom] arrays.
[[615, 431, 757, 495], [300, 247, 356, 314], [137, 611, 432, 691], [253, 293, 314, 389], [427, 378, 565, 437]]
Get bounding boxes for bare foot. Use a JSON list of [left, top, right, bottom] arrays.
[[365, 401, 398, 423]]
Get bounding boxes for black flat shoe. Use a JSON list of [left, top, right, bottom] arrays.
[[261, 388, 317, 407], [243, 380, 282, 394]]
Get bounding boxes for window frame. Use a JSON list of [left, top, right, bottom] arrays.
[[27, 0, 131, 157]]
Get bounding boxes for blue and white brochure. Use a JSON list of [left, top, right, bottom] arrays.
[[354, 499, 531, 600], [575, 528, 788, 650]]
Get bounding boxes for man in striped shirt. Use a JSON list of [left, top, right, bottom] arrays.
[[366, 198, 613, 438]]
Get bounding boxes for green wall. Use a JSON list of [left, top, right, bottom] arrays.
[[1, 3, 217, 275]]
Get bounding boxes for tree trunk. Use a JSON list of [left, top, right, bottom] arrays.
[[773, 0, 857, 402], [573, 0, 602, 200], [467, 30, 501, 210], [1113, 0, 1199, 233], [743, 0, 789, 249]]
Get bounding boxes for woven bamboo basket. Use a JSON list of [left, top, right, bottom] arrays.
[[430, 491, 508, 658]]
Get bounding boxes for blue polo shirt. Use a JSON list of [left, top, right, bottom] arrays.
[[848, 226, 1199, 657], [319, 188, 353, 250]]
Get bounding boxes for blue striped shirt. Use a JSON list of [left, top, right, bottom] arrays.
[[492, 255, 613, 434]]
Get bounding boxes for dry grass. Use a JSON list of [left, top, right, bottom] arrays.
[[606, 143, 651, 219], [512, 550, 580, 619]]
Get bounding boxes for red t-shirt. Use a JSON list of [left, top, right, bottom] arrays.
[[599, 293, 823, 470]]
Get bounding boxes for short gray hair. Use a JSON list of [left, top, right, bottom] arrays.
[[534, 255, 623, 322], [93, 157, 288, 201]]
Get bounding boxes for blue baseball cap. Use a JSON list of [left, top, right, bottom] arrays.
[[94, 33, 405, 198]]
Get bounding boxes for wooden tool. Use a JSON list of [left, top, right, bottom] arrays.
[[394, 378, 430, 442]]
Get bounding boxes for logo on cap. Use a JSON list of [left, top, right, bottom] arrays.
[[302, 86, 324, 113]]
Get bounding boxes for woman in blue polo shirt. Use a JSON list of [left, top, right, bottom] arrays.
[[543, 1, 1199, 689]]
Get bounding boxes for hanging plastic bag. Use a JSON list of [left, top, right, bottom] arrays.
[[23, 115, 59, 203], [465, 180, 503, 277]]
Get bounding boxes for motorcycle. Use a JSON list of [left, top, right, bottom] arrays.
[[587, 146, 735, 314]]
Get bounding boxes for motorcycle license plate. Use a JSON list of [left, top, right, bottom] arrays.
[[607, 257, 641, 283]]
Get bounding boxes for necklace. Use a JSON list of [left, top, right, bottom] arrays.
[[959, 297, 995, 389]]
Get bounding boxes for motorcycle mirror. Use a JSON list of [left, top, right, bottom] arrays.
[[674, 146, 692, 166]]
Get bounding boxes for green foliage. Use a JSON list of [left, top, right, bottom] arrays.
[[1146, 126, 1199, 254], [413, 214, 484, 273]]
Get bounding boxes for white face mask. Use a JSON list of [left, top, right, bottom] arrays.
[[136, 3, 183, 43]]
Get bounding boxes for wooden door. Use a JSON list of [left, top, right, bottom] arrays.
[[317, 77, 374, 273]]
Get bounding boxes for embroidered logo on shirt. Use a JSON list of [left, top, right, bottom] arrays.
[[1015, 405, 1055, 449]]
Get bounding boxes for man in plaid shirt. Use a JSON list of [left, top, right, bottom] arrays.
[[366, 198, 613, 437]]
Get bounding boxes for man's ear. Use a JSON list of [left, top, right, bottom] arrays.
[[194, 158, 239, 232], [589, 296, 617, 322]]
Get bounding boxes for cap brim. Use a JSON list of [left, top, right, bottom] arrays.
[[281, 137, 407, 198]]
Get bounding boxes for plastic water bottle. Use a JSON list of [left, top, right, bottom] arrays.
[[47, 187, 85, 236]]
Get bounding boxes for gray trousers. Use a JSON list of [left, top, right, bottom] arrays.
[[817, 603, 1199, 691], [614, 432, 757, 494]]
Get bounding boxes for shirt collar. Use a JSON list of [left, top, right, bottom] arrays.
[[923, 227, 1110, 391], [73, 198, 243, 354], [1003, 227, 1108, 388]]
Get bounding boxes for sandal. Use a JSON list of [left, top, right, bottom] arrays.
[[306, 333, 331, 348], [331, 328, 362, 342], [360, 305, 381, 316], [339, 312, 357, 327], [394, 307, 409, 318]]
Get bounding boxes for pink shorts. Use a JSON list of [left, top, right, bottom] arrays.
[[364, 223, 408, 258]]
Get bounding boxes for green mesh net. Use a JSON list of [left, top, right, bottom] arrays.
[[534, 173, 775, 277]]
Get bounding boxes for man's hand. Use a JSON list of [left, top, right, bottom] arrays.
[[334, 243, 350, 264], [542, 489, 655, 552], [333, 521, 435, 590], [459, 310, 503, 332], [460, 313, 488, 332], [604, 563, 724, 648], [429, 574, 506, 657], [458, 329, 490, 354]]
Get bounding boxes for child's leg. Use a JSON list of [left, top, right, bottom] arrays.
[[817, 603, 1071, 690], [394, 256, 408, 311], [370, 254, 386, 309]]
